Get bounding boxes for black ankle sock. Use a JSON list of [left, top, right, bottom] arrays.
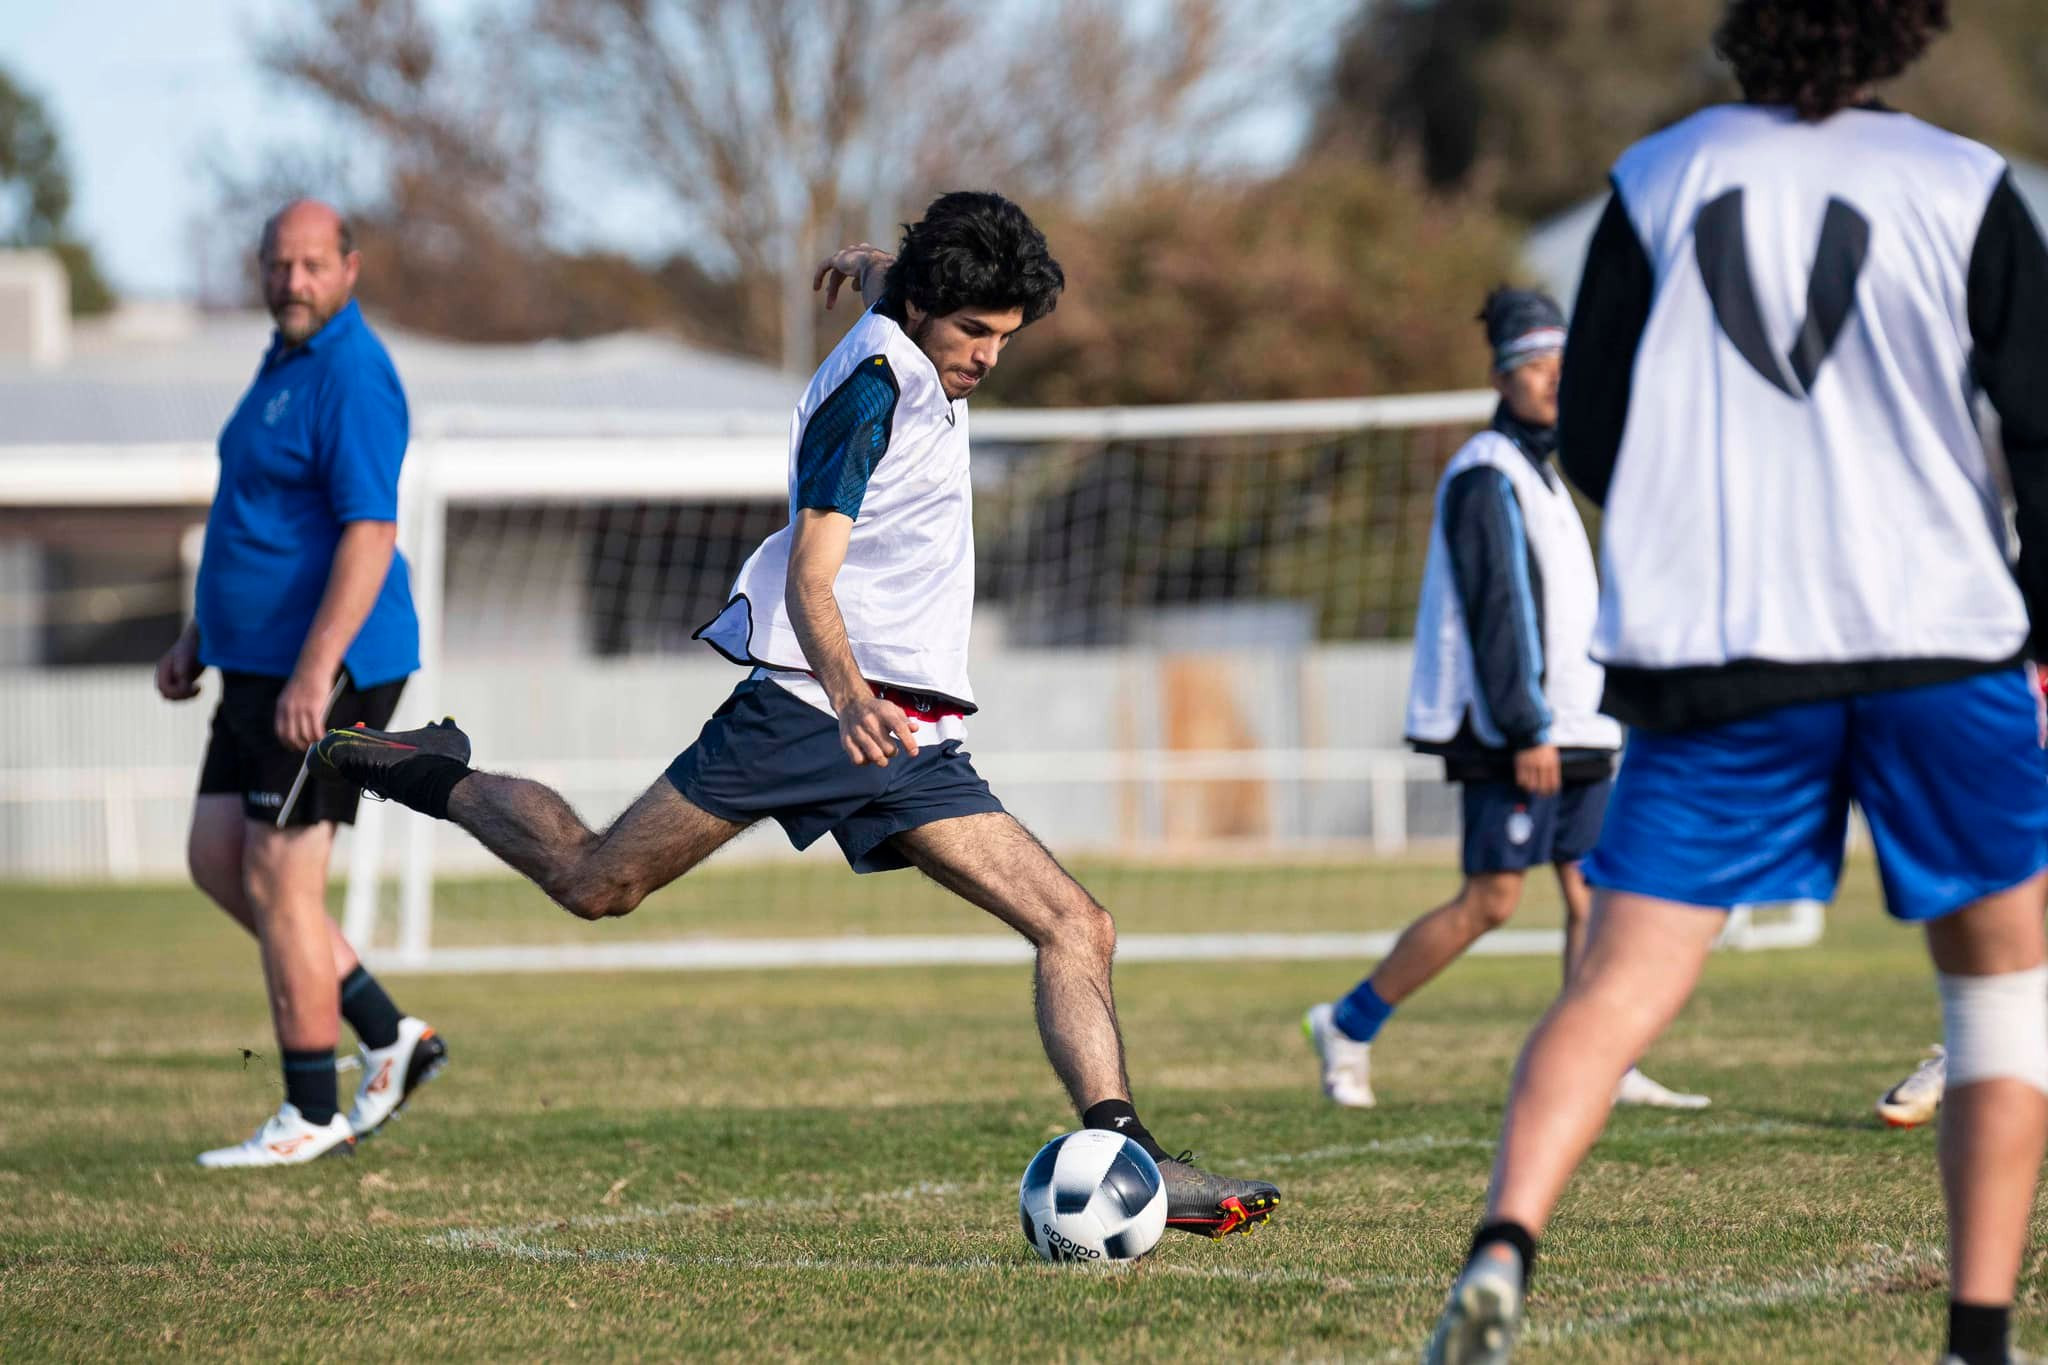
[[339, 966, 403, 1050], [1470, 1219, 1538, 1290], [1949, 1301, 2009, 1365], [1081, 1099, 1169, 1162], [282, 1048, 339, 1126], [402, 757, 472, 821]]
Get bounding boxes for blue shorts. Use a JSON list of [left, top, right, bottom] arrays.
[[1462, 778, 1610, 875], [665, 678, 1005, 873], [1583, 668, 2048, 921]]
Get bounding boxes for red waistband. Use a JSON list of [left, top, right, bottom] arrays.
[[801, 671, 968, 722], [872, 682, 967, 722]]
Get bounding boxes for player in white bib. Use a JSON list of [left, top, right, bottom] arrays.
[[1304, 289, 1706, 1113], [1426, 5, 2048, 1363], [315, 192, 1280, 1240]]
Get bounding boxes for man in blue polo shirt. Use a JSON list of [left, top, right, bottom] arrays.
[[154, 199, 446, 1167]]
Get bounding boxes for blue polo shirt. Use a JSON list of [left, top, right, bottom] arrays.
[[195, 299, 419, 687]]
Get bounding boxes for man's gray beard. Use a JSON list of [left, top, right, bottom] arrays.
[[272, 304, 330, 344]]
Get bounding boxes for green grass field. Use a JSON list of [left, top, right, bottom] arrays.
[[3, 858, 2040, 1362]]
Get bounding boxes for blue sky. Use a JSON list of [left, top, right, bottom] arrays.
[[2, 0, 1335, 302], [0, 1, 455, 298]]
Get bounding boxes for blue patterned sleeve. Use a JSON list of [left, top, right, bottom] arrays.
[[795, 355, 899, 518], [1441, 466, 1552, 748]]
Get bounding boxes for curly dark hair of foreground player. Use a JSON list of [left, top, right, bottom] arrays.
[[881, 191, 1065, 327], [1714, 0, 1951, 120]]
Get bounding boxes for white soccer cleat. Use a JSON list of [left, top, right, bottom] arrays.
[[1877, 1046, 1947, 1129], [348, 1016, 449, 1138], [1937, 1353, 2046, 1364], [196, 1102, 355, 1169], [1423, 1249, 1524, 1365], [1304, 1003, 1376, 1108], [1613, 1066, 1711, 1109]]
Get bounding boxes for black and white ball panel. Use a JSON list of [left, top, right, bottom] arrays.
[[1094, 1145, 1162, 1219]]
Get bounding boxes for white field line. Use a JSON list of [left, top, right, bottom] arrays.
[[365, 929, 1569, 976], [364, 903, 1823, 975]]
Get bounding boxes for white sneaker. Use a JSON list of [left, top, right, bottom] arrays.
[[1877, 1046, 1946, 1129], [196, 1102, 355, 1168], [1303, 1003, 1376, 1108], [1423, 1248, 1524, 1365], [348, 1016, 449, 1138], [1614, 1066, 1711, 1109]]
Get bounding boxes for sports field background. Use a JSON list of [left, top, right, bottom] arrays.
[[5, 857, 2040, 1361]]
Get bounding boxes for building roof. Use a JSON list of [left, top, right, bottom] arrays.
[[0, 302, 804, 445], [1520, 149, 2048, 311]]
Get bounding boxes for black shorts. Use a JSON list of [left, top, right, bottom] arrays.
[[198, 670, 406, 826], [665, 678, 1005, 873]]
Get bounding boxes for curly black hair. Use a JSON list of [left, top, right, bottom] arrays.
[[1714, 0, 1950, 120], [881, 191, 1065, 327]]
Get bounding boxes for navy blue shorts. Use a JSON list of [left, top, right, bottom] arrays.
[[665, 678, 1005, 873], [1461, 777, 1610, 875], [1583, 668, 2048, 922]]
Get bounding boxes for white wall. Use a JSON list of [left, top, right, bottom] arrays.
[[0, 643, 1448, 882]]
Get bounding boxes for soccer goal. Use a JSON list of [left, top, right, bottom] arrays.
[[321, 391, 1823, 972]]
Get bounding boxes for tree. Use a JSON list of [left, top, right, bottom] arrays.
[[518, 0, 1267, 368], [222, 0, 1291, 363], [1315, 0, 2048, 223], [0, 66, 113, 313], [988, 160, 1521, 407]]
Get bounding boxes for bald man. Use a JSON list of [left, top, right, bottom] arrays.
[[155, 200, 445, 1167]]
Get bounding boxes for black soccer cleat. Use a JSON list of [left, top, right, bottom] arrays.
[[1157, 1153, 1281, 1238], [314, 718, 472, 815]]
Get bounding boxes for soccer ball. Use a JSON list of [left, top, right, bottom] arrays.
[[1017, 1129, 1167, 1264]]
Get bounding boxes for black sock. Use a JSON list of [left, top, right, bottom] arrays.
[[1470, 1219, 1538, 1290], [405, 757, 472, 821], [282, 1048, 339, 1126], [1949, 1301, 2009, 1365], [1081, 1099, 1168, 1162], [339, 965, 404, 1050]]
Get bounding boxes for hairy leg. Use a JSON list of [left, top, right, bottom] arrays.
[[241, 819, 343, 1053], [1485, 891, 1723, 1233], [1369, 871, 1525, 1005], [1924, 873, 2048, 1306], [189, 794, 358, 977], [448, 773, 748, 919], [892, 813, 1128, 1110]]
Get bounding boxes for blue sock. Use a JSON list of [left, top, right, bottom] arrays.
[[1331, 979, 1394, 1043]]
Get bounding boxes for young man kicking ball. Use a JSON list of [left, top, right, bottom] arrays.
[[1305, 289, 1706, 1112], [314, 192, 1279, 1239], [1425, 3, 2048, 1360]]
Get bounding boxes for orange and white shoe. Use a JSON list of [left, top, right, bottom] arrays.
[[348, 1016, 448, 1139], [196, 1102, 355, 1169], [1877, 1046, 1946, 1129]]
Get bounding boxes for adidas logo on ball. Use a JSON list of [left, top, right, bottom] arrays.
[[1039, 1224, 1103, 1260]]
